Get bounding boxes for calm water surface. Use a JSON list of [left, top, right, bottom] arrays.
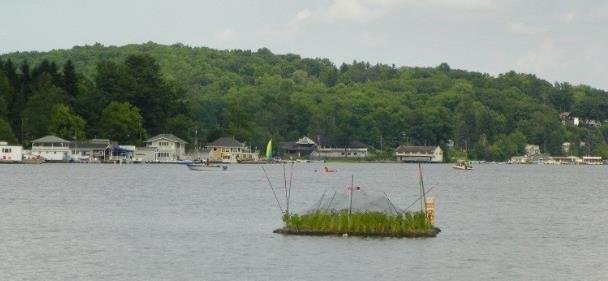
[[1, 163, 607, 280]]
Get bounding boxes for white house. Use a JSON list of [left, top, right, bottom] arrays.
[[395, 145, 443, 163], [144, 134, 187, 162], [134, 147, 158, 163], [31, 135, 72, 162], [525, 144, 541, 157], [0, 141, 23, 162]]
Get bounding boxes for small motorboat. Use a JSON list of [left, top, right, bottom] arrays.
[[323, 166, 337, 173], [187, 163, 228, 171], [453, 160, 473, 170]]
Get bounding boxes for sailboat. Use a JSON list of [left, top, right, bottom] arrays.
[[266, 139, 273, 161]]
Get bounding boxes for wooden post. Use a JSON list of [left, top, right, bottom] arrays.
[[425, 197, 435, 225]]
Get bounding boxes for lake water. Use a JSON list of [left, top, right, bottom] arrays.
[[1, 163, 607, 280]]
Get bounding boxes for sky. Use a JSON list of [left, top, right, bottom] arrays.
[[1, 0, 607, 89]]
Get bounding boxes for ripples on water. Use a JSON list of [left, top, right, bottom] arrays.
[[1, 163, 607, 280]]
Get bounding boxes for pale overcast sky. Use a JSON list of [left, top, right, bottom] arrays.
[[1, 0, 607, 89]]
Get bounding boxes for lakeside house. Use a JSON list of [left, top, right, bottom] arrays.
[[311, 139, 369, 159], [31, 135, 72, 162], [143, 134, 187, 162], [395, 145, 443, 163], [70, 139, 112, 162], [582, 156, 603, 165], [134, 147, 157, 162], [280, 136, 317, 157], [206, 136, 258, 163], [0, 141, 23, 162]]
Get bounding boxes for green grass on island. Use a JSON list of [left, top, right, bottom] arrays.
[[275, 211, 438, 237]]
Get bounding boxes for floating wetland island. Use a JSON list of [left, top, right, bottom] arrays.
[[265, 164, 440, 238]]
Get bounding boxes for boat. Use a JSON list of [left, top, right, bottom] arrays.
[[322, 166, 337, 173], [187, 163, 228, 171], [21, 155, 45, 164], [453, 159, 473, 170]]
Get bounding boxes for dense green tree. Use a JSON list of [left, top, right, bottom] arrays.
[[21, 74, 67, 143], [1, 42, 608, 159], [49, 104, 86, 140], [62, 60, 78, 105], [97, 101, 144, 144], [0, 118, 17, 143]]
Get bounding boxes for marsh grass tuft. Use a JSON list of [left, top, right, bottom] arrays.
[[281, 210, 433, 236]]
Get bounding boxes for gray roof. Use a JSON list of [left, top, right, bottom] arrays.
[[145, 134, 187, 144], [71, 141, 111, 150], [349, 140, 367, 149], [395, 145, 439, 154], [31, 135, 71, 144], [207, 136, 245, 147]]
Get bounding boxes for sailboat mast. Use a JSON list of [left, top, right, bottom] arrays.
[[418, 162, 427, 214]]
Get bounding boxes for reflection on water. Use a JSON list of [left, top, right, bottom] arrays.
[[1, 163, 607, 280]]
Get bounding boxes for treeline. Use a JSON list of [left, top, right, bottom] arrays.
[[1, 42, 608, 160]]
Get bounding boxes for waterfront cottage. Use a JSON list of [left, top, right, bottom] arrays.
[[0, 141, 23, 162], [280, 136, 317, 157], [31, 135, 72, 162], [311, 140, 369, 159], [144, 134, 187, 162], [395, 145, 443, 163], [70, 139, 112, 162], [206, 136, 258, 163], [134, 147, 157, 163]]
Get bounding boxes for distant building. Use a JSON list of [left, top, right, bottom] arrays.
[[312, 140, 369, 159], [206, 136, 258, 163], [395, 145, 443, 163], [31, 135, 72, 161], [552, 156, 580, 165], [70, 139, 112, 162], [144, 134, 187, 162], [560, 112, 580, 126], [281, 136, 317, 157], [525, 144, 541, 157], [582, 156, 603, 165], [0, 141, 23, 162], [134, 147, 157, 163], [109, 145, 135, 162]]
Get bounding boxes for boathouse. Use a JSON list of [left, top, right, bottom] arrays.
[[70, 139, 112, 162], [0, 141, 23, 162], [31, 135, 72, 162], [280, 136, 316, 157], [395, 145, 443, 163]]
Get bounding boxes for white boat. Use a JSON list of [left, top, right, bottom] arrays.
[[187, 163, 228, 171], [453, 160, 473, 170]]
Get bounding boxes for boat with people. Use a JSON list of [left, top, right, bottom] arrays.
[[315, 166, 337, 173], [323, 166, 337, 172], [453, 159, 473, 170], [187, 163, 228, 171]]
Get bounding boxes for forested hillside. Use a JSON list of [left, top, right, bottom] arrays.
[[1, 42, 608, 160]]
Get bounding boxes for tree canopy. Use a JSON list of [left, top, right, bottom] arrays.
[[1, 42, 607, 160]]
